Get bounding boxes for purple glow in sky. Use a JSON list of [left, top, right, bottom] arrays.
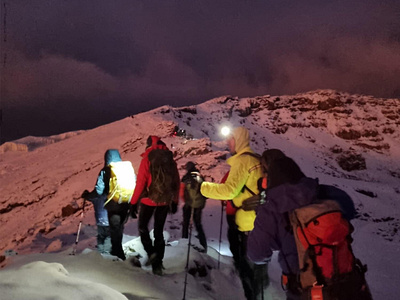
[[1, 0, 400, 142]]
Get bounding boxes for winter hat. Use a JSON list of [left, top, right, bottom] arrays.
[[104, 149, 122, 166], [185, 161, 197, 172], [267, 156, 305, 189], [261, 149, 286, 167]]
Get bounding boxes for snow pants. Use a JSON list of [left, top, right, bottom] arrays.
[[182, 204, 207, 250], [138, 203, 169, 268], [105, 201, 130, 260], [238, 231, 269, 300]]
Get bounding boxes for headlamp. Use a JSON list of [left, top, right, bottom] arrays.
[[220, 126, 231, 137]]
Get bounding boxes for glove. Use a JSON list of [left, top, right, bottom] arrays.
[[196, 175, 204, 184], [81, 189, 90, 199], [242, 194, 261, 211], [130, 204, 138, 219]]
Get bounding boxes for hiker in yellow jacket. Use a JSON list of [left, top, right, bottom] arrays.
[[200, 127, 267, 300]]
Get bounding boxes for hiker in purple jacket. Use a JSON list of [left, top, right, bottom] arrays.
[[247, 152, 318, 299], [246, 150, 371, 300]]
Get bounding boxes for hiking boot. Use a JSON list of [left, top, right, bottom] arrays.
[[145, 253, 158, 266], [129, 256, 142, 268], [111, 251, 126, 261], [152, 263, 163, 276]]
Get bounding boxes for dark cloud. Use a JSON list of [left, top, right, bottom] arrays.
[[1, 0, 400, 142]]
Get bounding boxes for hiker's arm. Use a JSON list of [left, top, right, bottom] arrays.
[[247, 204, 275, 264], [200, 163, 248, 200], [130, 158, 149, 205], [94, 169, 106, 196], [82, 169, 105, 202]]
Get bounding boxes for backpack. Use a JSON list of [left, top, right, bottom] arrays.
[[289, 200, 356, 291], [184, 172, 207, 209], [147, 148, 180, 204], [106, 161, 136, 205]]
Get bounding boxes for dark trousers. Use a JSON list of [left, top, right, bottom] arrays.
[[226, 214, 240, 268], [182, 204, 207, 250], [138, 203, 169, 267], [238, 231, 269, 300], [105, 201, 129, 260]]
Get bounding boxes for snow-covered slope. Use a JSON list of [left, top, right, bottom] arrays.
[[0, 89, 399, 299]]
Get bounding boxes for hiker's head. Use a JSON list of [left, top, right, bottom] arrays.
[[146, 136, 165, 149], [104, 149, 122, 165], [185, 161, 197, 172], [226, 127, 249, 154], [261, 149, 286, 174], [267, 156, 305, 189]]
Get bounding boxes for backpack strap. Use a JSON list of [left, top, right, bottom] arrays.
[[239, 152, 262, 196]]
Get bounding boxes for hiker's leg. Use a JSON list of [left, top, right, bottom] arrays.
[[108, 213, 125, 260], [138, 203, 155, 256], [153, 205, 169, 263], [238, 232, 256, 300], [227, 214, 240, 269], [253, 263, 269, 300], [193, 208, 207, 250], [105, 201, 127, 260], [182, 204, 191, 239], [97, 225, 109, 253]]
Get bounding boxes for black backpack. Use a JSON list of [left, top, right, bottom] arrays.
[[183, 172, 207, 209], [147, 149, 180, 204]]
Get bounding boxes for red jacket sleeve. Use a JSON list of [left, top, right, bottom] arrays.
[[130, 156, 150, 205], [179, 182, 185, 203]]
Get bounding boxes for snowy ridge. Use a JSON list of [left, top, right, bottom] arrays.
[[0, 89, 399, 299]]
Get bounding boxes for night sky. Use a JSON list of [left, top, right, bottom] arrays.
[[1, 0, 400, 142]]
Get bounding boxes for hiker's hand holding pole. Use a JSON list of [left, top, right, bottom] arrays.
[[81, 190, 90, 199]]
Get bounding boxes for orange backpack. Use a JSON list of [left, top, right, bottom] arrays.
[[290, 200, 355, 289]]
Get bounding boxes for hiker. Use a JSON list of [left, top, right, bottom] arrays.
[[130, 136, 180, 275], [180, 161, 207, 252], [247, 151, 372, 300], [82, 149, 134, 260], [200, 127, 267, 300]]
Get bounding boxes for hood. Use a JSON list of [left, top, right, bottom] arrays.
[[232, 127, 250, 153], [142, 136, 167, 157], [266, 177, 319, 213], [104, 149, 122, 165], [146, 135, 161, 148]]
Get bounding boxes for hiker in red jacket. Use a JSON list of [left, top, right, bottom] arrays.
[[130, 136, 180, 275]]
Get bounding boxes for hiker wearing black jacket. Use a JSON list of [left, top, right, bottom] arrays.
[[180, 161, 207, 252]]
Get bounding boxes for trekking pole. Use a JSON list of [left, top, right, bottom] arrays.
[[182, 207, 195, 300], [218, 202, 224, 269], [70, 198, 86, 255]]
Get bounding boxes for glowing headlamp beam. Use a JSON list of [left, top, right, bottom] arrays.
[[221, 126, 231, 137]]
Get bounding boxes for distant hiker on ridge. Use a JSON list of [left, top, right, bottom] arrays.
[[130, 136, 180, 275]]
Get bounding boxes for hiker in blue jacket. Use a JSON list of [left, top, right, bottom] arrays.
[[82, 149, 130, 261]]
